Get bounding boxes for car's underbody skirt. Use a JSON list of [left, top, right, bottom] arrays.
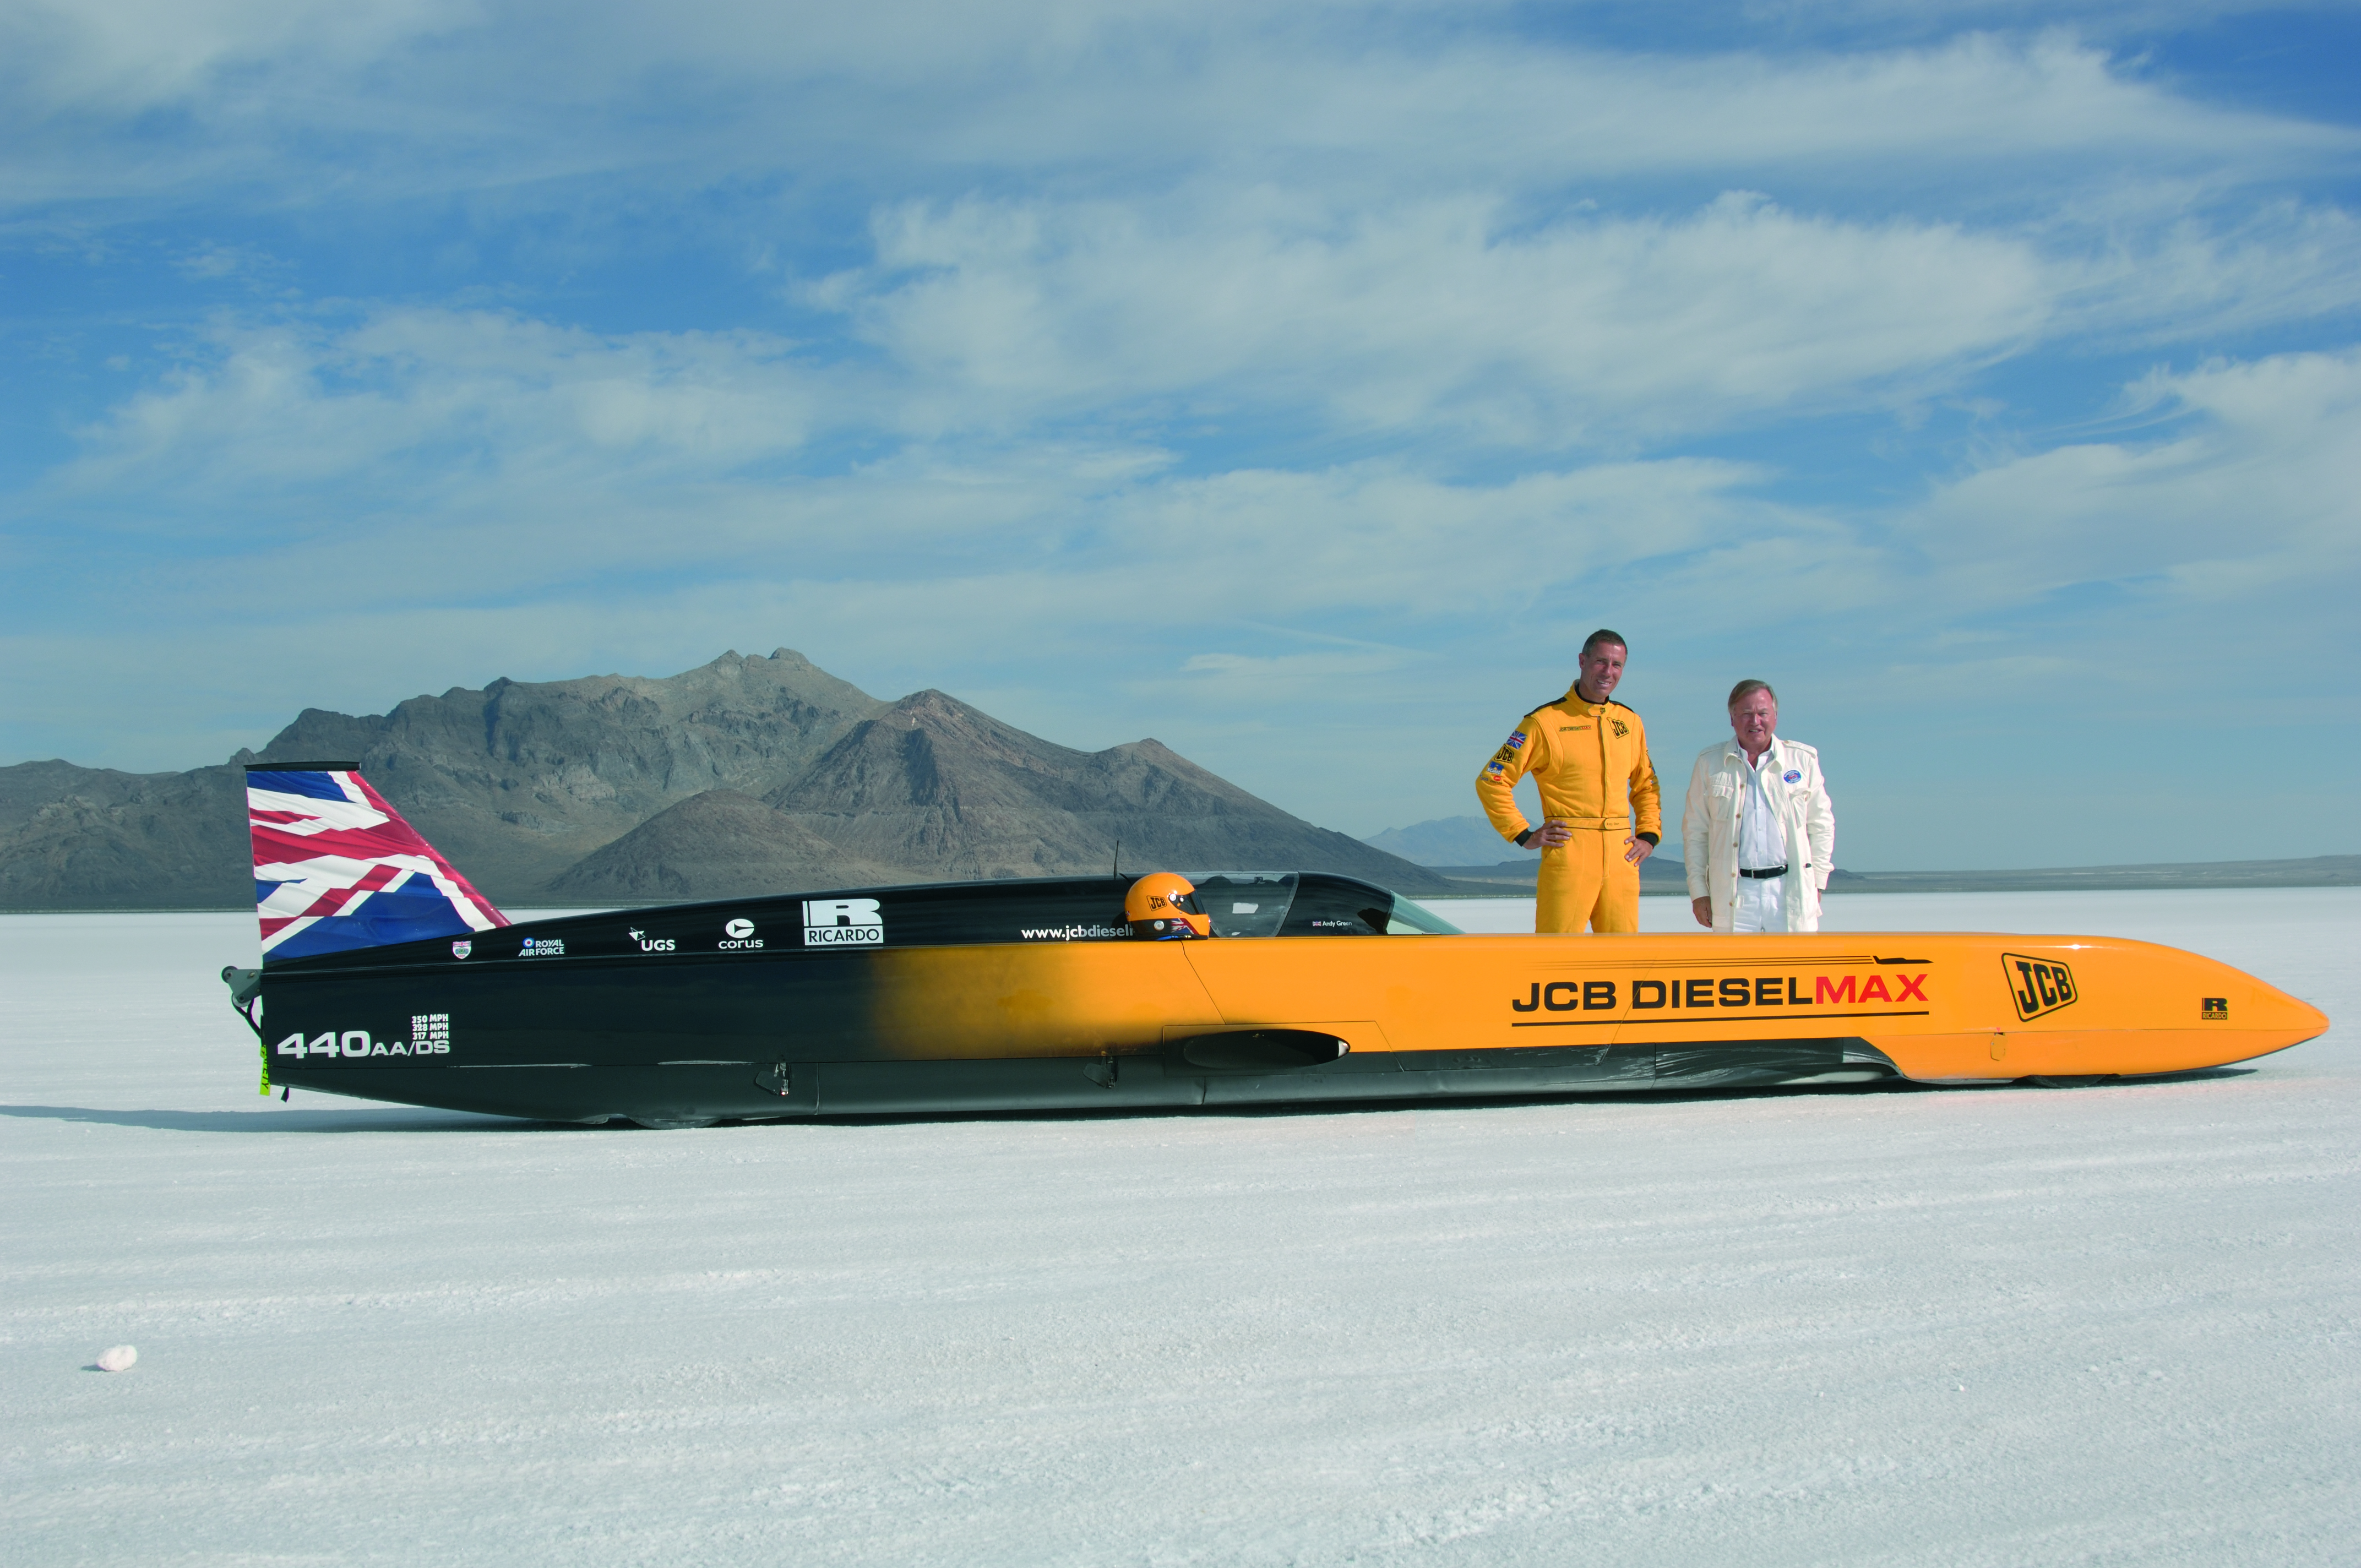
[[273, 1036, 1905, 1124]]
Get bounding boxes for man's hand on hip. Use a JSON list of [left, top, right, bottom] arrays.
[[1525, 819, 1575, 848]]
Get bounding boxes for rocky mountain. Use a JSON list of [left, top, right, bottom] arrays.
[[765, 689, 1453, 891], [0, 760, 250, 910], [258, 649, 885, 894], [0, 649, 1448, 907], [1422, 854, 1693, 892], [1363, 816, 1694, 891], [546, 790, 915, 902]]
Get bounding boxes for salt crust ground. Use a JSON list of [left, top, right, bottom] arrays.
[[3, 891, 2354, 1566]]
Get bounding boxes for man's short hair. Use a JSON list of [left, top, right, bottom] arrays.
[[1580, 629, 1628, 658], [1728, 679, 1777, 710]]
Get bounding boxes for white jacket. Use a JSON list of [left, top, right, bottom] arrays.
[[1681, 736, 1835, 933]]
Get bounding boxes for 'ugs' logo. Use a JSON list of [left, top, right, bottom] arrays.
[[803, 899, 884, 947], [2003, 953, 2077, 1021]]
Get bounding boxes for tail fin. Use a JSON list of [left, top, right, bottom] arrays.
[[245, 761, 508, 961]]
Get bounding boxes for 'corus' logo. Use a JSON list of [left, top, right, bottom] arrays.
[[2003, 953, 2077, 1021]]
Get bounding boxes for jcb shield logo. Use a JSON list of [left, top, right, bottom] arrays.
[[2003, 952, 2077, 1021]]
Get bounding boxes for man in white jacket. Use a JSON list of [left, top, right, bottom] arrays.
[[1682, 681, 1835, 932]]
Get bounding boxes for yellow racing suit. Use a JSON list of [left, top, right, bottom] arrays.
[[1475, 688, 1663, 933]]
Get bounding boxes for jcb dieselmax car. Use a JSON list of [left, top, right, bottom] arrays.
[[223, 763, 2329, 1126]]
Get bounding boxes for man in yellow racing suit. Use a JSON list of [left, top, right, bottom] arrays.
[[1475, 629, 1663, 933]]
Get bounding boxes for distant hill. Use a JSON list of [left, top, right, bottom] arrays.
[[1425, 855, 1693, 893], [0, 760, 248, 910], [0, 649, 1448, 908], [1365, 814, 2361, 894], [1414, 853, 2359, 897], [1821, 856, 2360, 894], [1362, 814, 1514, 866]]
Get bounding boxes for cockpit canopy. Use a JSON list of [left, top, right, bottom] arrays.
[[1190, 872, 1461, 937]]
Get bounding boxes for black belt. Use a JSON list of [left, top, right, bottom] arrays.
[[1738, 865, 1787, 879]]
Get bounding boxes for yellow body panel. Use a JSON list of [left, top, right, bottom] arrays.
[[867, 942, 1225, 1058], [866, 930, 2324, 1080]]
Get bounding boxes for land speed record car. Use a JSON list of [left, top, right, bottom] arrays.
[[223, 763, 2330, 1126]]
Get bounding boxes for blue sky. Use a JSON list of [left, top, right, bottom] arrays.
[[3, 0, 2356, 869]]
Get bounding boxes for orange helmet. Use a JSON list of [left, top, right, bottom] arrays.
[[1124, 871, 1210, 939]]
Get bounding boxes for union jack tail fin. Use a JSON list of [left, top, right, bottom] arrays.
[[245, 761, 508, 961]]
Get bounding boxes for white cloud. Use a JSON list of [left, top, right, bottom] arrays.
[[44, 182, 2061, 542], [52, 308, 840, 501], [1732, 0, 2326, 37], [1908, 346, 2361, 605], [2050, 195, 2361, 345], [4, 8, 2350, 211], [845, 190, 2052, 444], [0, 0, 472, 116], [34, 297, 2354, 674]]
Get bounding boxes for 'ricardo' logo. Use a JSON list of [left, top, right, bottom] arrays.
[[803, 899, 884, 947], [2003, 953, 2077, 1021]]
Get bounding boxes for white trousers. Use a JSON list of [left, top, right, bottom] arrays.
[[1732, 873, 1785, 933]]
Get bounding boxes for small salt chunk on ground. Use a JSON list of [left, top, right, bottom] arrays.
[[95, 1346, 137, 1373]]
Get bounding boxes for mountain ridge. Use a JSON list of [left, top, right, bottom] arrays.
[[0, 649, 1449, 907], [759, 689, 1439, 889]]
